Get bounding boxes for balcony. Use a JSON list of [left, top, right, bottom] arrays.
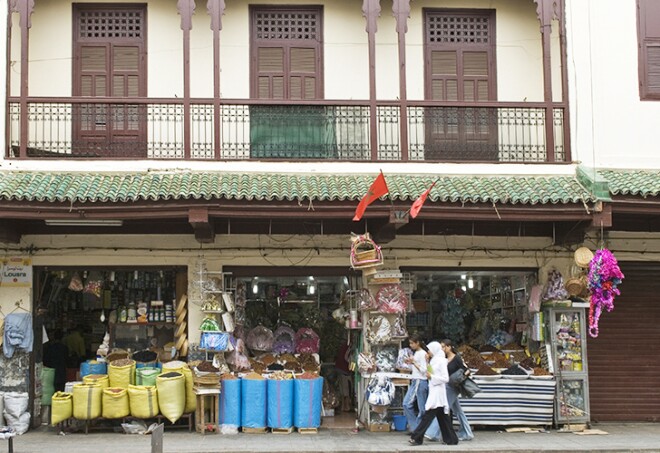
[[7, 98, 567, 163]]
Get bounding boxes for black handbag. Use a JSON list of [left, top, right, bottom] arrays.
[[460, 377, 482, 398], [449, 368, 468, 388]]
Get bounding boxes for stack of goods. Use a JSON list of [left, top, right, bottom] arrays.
[[293, 374, 324, 429], [267, 372, 294, 429], [219, 373, 241, 429], [241, 372, 267, 429]]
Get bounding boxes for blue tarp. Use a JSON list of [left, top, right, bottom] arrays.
[[293, 377, 323, 428], [267, 378, 293, 429], [241, 378, 267, 428], [219, 378, 242, 426]]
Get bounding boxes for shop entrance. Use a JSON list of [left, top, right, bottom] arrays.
[[32, 266, 187, 425]]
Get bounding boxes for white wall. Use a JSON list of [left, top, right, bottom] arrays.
[[16, 0, 552, 102], [567, 0, 660, 169]]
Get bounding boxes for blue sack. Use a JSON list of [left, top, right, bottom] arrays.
[[80, 360, 107, 378], [219, 378, 242, 426], [293, 377, 323, 428], [241, 378, 267, 428], [267, 378, 293, 429]]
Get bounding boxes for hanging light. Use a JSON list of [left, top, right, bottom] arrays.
[[461, 285, 467, 292], [468, 277, 474, 289], [251, 277, 259, 295], [307, 276, 317, 296], [460, 274, 467, 280]]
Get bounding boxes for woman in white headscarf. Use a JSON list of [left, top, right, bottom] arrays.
[[408, 341, 459, 446]]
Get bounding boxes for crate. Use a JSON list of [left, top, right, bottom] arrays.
[[368, 423, 391, 432], [243, 427, 268, 434]]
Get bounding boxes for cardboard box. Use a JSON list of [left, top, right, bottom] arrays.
[[368, 423, 391, 432]]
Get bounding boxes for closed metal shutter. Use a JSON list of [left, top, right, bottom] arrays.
[[588, 263, 660, 422]]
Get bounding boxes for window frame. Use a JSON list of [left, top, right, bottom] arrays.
[[638, 0, 660, 100]]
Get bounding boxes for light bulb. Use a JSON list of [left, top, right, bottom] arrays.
[[251, 277, 259, 295], [460, 274, 467, 280], [461, 285, 467, 292], [468, 278, 474, 289]]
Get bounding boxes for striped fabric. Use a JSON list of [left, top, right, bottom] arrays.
[[459, 378, 556, 425]]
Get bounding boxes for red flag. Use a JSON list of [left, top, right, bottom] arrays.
[[353, 172, 389, 221], [410, 181, 436, 219]]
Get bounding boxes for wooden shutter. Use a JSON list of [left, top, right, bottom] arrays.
[[639, 0, 660, 99], [251, 7, 323, 100], [73, 5, 146, 156]]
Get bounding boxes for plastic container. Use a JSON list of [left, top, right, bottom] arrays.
[[241, 378, 267, 429], [267, 378, 293, 429], [392, 414, 407, 431], [293, 377, 323, 428], [219, 378, 241, 426], [80, 360, 107, 378]]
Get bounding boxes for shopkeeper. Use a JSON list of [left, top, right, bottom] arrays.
[[63, 325, 87, 365]]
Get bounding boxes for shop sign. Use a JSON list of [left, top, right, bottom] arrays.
[[1, 257, 32, 287]]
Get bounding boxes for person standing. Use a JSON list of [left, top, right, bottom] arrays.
[[408, 341, 458, 446], [402, 334, 429, 433], [42, 330, 68, 392], [441, 339, 474, 441]]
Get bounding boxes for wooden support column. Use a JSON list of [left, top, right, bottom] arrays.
[[178, 0, 196, 159], [10, 0, 35, 159], [557, 0, 572, 161], [362, 0, 381, 160], [393, 0, 410, 161], [207, 0, 225, 160], [534, 0, 559, 162]]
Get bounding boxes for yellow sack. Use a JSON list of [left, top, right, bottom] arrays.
[[128, 385, 159, 418], [72, 383, 102, 420], [102, 387, 130, 419], [108, 360, 135, 389], [51, 392, 73, 425], [83, 374, 109, 390], [156, 372, 185, 423], [181, 366, 196, 413]]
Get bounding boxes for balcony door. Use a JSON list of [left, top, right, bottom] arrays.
[[73, 5, 147, 157], [424, 10, 498, 161], [249, 6, 336, 159]]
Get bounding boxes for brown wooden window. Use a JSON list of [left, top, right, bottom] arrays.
[[638, 0, 660, 100], [423, 9, 497, 161], [249, 6, 335, 159], [73, 4, 147, 157]]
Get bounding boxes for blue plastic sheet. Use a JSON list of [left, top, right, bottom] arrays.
[[293, 377, 323, 428], [241, 378, 267, 428], [80, 360, 107, 378], [219, 378, 242, 426], [267, 379, 293, 429]]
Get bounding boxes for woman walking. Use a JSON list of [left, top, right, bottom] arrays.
[[408, 342, 458, 446], [442, 339, 474, 441], [402, 334, 429, 432]]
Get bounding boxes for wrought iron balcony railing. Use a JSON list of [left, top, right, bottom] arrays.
[[7, 98, 568, 163]]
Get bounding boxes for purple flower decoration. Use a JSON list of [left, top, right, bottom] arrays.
[[587, 249, 624, 337]]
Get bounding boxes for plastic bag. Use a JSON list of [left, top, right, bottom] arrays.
[[366, 315, 391, 344], [226, 339, 251, 371], [357, 352, 377, 374], [246, 326, 274, 352], [392, 315, 407, 338], [396, 348, 413, 372], [294, 328, 320, 354], [374, 345, 398, 372], [272, 325, 296, 354], [376, 284, 408, 313], [68, 272, 83, 292], [366, 376, 395, 406]]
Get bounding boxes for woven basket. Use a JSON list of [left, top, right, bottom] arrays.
[[193, 373, 220, 386], [574, 247, 594, 268], [350, 235, 383, 269], [565, 277, 587, 297]]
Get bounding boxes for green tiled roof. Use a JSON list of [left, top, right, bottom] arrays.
[[597, 169, 660, 197], [0, 171, 596, 205]]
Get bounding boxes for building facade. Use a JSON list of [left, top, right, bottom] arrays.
[[0, 0, 658, 425]]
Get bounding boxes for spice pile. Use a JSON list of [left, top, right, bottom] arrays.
[[133, 350, 158, 363], [197, 361, 220, 372], [501, 365, 528, 376], [297, 372, 319, 379], [475, 364, 498, 375], [458, 345, 485, 369], [532, 367, 551, 376], [269, 371, 292, 380], [220, 373, 238, 380], [111, 358, 135, 367], [243, 372, 264, 380]]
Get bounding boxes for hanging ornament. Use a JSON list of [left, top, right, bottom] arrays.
[[587, 249, 624, 337]]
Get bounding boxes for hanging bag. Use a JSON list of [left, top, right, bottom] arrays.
[[460, 377, 482, 398]]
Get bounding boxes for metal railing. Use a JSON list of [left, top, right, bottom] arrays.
[[7, 97, 568, 163]]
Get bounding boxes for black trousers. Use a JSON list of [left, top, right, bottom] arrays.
[[410, 406, 459, 445]]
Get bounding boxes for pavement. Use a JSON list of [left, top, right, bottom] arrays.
[[3, 422, 660, 453]]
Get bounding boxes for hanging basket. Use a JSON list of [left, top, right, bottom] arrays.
[[574, 247, 594, 269], [350, 235, 383, 269], [565, 277, 587, 297]]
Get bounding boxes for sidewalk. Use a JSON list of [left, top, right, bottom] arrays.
[[4, 423, 660, 453]]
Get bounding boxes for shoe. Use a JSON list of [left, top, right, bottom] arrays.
[[424, 435, 438, 442], [458, 436, 474, 441], [408, 439, 422, 446]]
